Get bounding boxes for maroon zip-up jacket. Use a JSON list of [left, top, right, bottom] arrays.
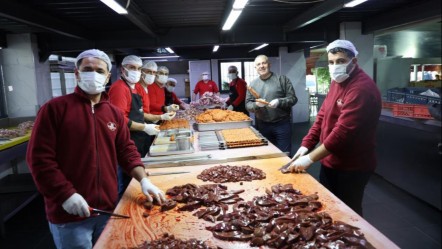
[[26, 87, 143, 224], [302, 65, 381, 172]]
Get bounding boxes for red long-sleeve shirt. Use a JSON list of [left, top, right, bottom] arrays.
[[108, 79, 144, 125], [227, 78, 247, 107], [301, 65, 381, 172], [26, 87, 142, 224], [193, 80, 219, 97], [148, 82, 166, 115]]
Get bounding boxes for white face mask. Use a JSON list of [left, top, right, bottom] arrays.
[[202, 75, 209, 81], [228, 73, 237, 81], [166, 86, 175, 92], [78, 72, 107, 94], [328, 60, 354, 83], [157, 75, 168, 85], [123, 68, 141, 84], [143, 74, 155, 85]]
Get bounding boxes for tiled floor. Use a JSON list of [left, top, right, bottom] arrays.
[[0, 121, 440, 249]]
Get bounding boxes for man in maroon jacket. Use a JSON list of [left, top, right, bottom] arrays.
[[26, 49, 166, 249], [288, 40, 381, 216]]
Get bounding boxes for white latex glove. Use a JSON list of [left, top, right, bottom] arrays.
[[140, 178, 166, 204], [288, 154, 314, 173], [62, 193, 90, 217], [171, 104, 180, 111], [161, 112, 176, 121], [227, 105, 234, 111], [143, 123, 160, 135], [268, 99, 279, 108], [255, 98, 267, 107], [165, 104, 180, 112], [292, 146, 309, 160]]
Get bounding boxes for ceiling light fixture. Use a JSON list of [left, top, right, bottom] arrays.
[[233, 0, 249, 9], [344, 0, 368, 8], [165, 47, 175, 54], [249, 43, 269, 52], [213, 45, 220, 52], [222, 10, 242, 31], [100, 0, 128, 14], [255, 43, 269, 50], [222, 0, 249, 31]]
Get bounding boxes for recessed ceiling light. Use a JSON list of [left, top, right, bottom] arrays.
[[213, 45, 220, 52], [344, 0, 368, 8], [100, 0, 128, 14], [165, 47, 175, 54]]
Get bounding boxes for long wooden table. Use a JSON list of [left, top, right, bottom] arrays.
[[94, 154, 399, 248]]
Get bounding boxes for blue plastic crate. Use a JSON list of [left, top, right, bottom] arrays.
[[387, 87, 441, 105]]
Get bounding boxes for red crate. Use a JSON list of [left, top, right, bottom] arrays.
[[392, 104, 433, 119], [382, 101, 395, 109]]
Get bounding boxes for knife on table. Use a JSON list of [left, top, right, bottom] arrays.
[[148, 171, 190, 176], [88, 207, 130, 218], [279, 154, 306, 173]]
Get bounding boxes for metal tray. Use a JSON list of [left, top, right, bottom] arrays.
[[149, 143, 194, 157], [194, 119, 252, 131]]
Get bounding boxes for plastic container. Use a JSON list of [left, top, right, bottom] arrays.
[[392, 104, 433, 119], [176, 136, 191, 150], [386, 87, 441, 105]]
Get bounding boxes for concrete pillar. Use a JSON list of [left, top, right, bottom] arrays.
[[0, 34, 51, 117], [339, 22, 374, 79], [278, 47, 309, 123]]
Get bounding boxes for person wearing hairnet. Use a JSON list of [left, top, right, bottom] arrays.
[[288, 40, 381, 216], [225, 65, 248, 115], [108, 55, 160, 195], [165, 77, 189, 110], [246, 55, 297, 155], [192, 71, 220, 101], [26, 49, 165, 249], [148, 66, 179, 115], [136, 60, 176, 122]]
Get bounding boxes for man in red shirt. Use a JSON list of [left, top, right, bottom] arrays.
[[192, 71, 219, 101], [27, 49, 165, 249], [288, 40, 381, 216], [108, 55, 161, 196], [165, 78, 189, 110], [148, 66, 179, 115], [225, 65, 248, 115], [136, 60, 175, 122]]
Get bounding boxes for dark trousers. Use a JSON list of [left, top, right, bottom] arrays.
[[117, 133, 151, 199], [319, 165, 372, 216], [255, 118, 292, 156]]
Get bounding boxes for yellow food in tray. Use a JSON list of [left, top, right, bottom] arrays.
[[195, 109, 250, 123], [159, 119, 190, 130]]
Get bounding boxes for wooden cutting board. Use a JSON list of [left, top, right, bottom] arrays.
[[94, 157, 399, 249]]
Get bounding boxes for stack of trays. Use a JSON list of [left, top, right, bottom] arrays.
[[198, 131, 223, 151]]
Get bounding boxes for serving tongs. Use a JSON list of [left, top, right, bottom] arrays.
[[279, 154, 306, 174]]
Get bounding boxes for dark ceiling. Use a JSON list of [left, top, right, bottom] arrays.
[[0, 0, 440, 62]]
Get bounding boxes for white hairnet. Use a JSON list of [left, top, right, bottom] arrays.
[[75, 49, 112, 71], [122, 55, 142, 67], [202, 71, 210, 75], [167, 78, 177, 84], [142, 60, 158, 71], [158, 66, 169, 73], [326, 39, 359, 57]]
